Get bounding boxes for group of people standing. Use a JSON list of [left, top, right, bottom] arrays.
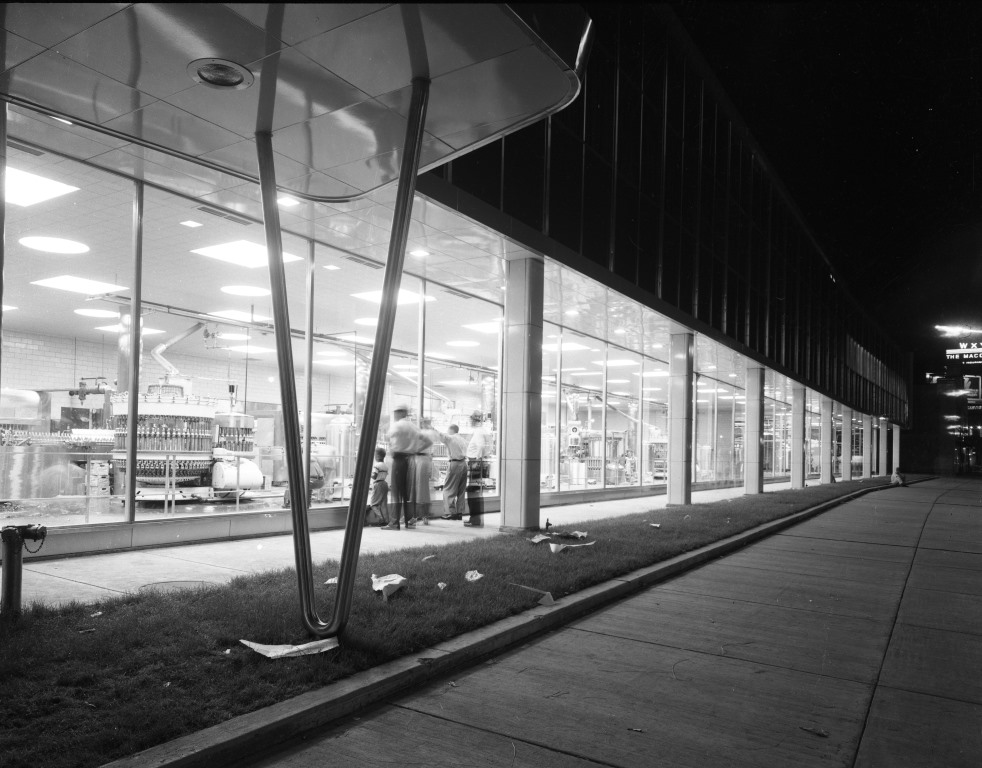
[[368, 406, 491, 530]]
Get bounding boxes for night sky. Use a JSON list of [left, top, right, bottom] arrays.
[[666, 1, 982, 375]]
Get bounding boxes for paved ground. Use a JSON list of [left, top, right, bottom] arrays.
[[228, 477, 981, 768]]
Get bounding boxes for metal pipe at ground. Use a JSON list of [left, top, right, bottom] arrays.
[[1, 524, 46, 619]]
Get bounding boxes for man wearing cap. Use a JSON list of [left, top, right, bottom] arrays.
[[385, 405, 431, 529]]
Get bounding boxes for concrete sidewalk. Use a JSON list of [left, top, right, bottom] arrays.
[[97, 476, 982, 768], [21, 485, 758, 607]]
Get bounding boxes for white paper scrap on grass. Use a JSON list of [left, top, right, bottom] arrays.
[[465, 570, 483, 582], [650, 523, 661, 528], [509, 582, 555, 605], [528, 534, 551, 544], [240, 638, 339, 658], [371, 573, 408, 600], [571, 531, 588, 538], [549, 541, 597, 554], [325, 576, 338, 584], [422, 554, 437, 561], [437, 582, 447, 590]]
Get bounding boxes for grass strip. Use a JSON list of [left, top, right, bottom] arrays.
[[0, 478, 892, 767]]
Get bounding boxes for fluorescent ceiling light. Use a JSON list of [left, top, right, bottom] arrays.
[[409, 248, 429, 257], [192, 240, 301, 268], [565, 309, 579, 316], [614, 328, 626, 335], [428, 352, 452, 360], [224, 345, 274, 353], [728, 373, 738, 378], [447, 340, 479, 347], [216, 332, 250, 341], [180, 220, 203, 228], [221, 285, 270, 297], [570, 371, 604, 377], [594, 359, 639, 367], [208, 309, 271, 323], [74, 308, 118, 318], [561, 367, 586, 372], [351, 289, 434, 305], [463, 321, 501, 334], [6, 167, 79, 207], [324, 264, 340, 271], [32, 275, 126, 294], [19, 236, 89, 254], [277, 196, 300, 207], [696, 399, 709, 404], [642, 387, 662, 392], [542, 342, 589, 352], [607, 379, 630, 384], [95, 324, 164, 335], [438, 379, 470, 386], [642, 371, 670, 378], [2, 305, 16, 311], [650, 343, 664, 349], [354, 317, 378, 327], [315, 359, 353, 367]]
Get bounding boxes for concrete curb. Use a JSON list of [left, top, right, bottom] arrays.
[[101, 480, 912, 768]]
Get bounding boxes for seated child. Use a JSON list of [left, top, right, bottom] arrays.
[[366, 447, 389, 525], [891, 466, 907, 487]]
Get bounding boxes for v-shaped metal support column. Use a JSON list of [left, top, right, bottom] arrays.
[[256, 76, 430, 638]]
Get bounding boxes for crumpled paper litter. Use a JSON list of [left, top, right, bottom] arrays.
[[240, 637, 339, 658], [465, 570, 483, 582], [372, 573, 408, 600], [549, 540, 596, 554]]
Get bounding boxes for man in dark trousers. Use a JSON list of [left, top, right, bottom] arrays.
[[439, 423, 469, 520]]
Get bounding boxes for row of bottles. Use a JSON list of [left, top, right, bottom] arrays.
[[215, 427, 255, 453], [112, 416, 213, 452], [115, 458, 213, 481]]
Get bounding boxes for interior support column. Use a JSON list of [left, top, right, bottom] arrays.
[[500, 256, 543, 531], [862, 413, 873, 478], [791, 385, 806, 489], [841, 407, 854, 481], [878, 417, 889, 475], [745, 366, 765, 495], [892, 423, 901, 473], [820, 397, 833, 484], [667, 333, 693, 505]]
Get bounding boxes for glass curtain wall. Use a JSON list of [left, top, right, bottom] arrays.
[[640, 358, 669, 486], [605, 348, 641, 487], [541, 322, 562, 491]]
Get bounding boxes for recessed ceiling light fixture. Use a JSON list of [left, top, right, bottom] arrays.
[[74, 308, 119, 318], [187, 58, 254, 90], [6, 168, 79, 207], [324, 264, 340, 271], [463, 321, 501, 334], [208, 309, 271, 323], [192, 240, 301, 269], [409, 248, 429, 257], [542, 342, 589, 352], [32, 275, 126, 294], [278, 196, 299, 208], [19, 236, 89, 254], [351, 289, 434, 305], [95, 324, 164, 335], [2, 305, 16, 311], [221, 285, 270, 297], [180, 220, 203, 228]]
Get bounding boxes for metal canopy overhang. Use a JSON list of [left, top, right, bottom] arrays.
[[0, 2, 591, 203]]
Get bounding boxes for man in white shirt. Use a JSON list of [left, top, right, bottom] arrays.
[[386, 406, 430, 529], [439, 424, 469, 520], [464, 412, 491, 527]]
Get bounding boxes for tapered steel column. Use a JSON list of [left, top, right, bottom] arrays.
[[257, 76, 430, 638], [862, 413, 873, 478], [791, 385, 806, 489], [124, 181, 144, 522]]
